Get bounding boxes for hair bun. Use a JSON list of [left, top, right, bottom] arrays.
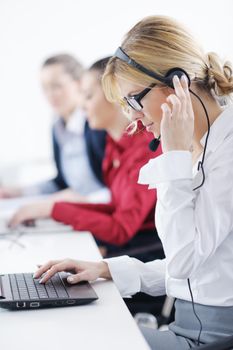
[[207, 52, 233, 96]]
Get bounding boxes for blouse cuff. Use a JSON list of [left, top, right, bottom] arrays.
[[104, 255, 141, 297]]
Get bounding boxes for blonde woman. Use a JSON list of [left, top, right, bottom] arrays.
[[34, 16, 233, 349]]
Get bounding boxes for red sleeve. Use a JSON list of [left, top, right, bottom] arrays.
[[52, 132, 161, 246], [52, 171, 156, 246]]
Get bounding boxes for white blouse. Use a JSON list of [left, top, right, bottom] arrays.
[[106, 104, 233, 307]]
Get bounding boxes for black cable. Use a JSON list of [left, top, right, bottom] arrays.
[[188, 279, 203, 346], [189, 89, 211, 191], [186, 89, 211, 346]]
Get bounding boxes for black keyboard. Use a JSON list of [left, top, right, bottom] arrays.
[[9, 273, 69, 300]]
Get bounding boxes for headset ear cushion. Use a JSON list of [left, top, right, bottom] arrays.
[[165, 67, 191, 88]]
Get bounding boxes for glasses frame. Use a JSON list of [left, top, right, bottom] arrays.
[[124, 83, 156, 112]]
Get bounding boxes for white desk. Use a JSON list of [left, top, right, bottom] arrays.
[[0, 231, 150, 350]]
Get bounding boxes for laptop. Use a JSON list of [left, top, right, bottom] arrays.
[[0, 272, 98, 310]]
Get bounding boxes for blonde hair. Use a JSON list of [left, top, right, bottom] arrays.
[[103, 16, 233, 105]]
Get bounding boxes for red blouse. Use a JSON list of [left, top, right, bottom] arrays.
[[52, 130, 161, 246]]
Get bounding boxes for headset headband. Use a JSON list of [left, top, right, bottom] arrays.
[[114, 47, 170, 84], [114, 47, 191, 88]]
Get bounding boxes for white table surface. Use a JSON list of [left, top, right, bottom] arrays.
[[0, 230, 150, 350]]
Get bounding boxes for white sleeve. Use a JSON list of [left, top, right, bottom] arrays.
[[142, 148, 233, 280], [104, 256, 166, 297]]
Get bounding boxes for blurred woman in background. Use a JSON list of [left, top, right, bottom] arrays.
[[0, 54, 109, 203]]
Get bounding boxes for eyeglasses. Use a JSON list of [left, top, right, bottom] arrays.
[[124, 83, 155, 112]]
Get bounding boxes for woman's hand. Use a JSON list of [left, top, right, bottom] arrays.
[[33, 258, 111, 284], [160, 75, 194, 153], [8, 200, 54, 228]]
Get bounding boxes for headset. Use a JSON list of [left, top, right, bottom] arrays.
[[115, 47, 191, 88], [114, 46, 211, 346]]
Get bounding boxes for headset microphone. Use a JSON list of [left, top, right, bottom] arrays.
[[149, 136, 160, 152]]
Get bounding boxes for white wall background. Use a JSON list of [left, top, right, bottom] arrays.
[[0, 0, 232, 185]]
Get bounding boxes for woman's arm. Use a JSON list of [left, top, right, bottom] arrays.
[[51, 177, 156, 246], [105, 255, 166, 296], [34, 256, 166, 297]]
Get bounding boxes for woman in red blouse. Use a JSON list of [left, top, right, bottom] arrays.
[[9, 57, 162, 259]]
